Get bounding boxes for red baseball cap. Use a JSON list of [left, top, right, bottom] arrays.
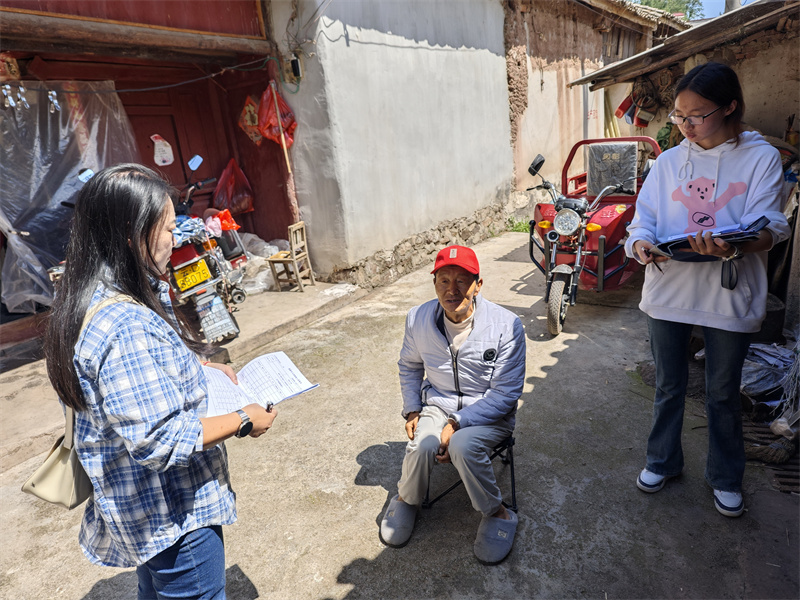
[[431, 245, 480, 275]]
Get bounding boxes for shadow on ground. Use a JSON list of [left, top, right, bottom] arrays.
[[80, 564, 257, 600]]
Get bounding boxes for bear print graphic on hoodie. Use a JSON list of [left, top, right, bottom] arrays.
[[624, 130, 791, 332]]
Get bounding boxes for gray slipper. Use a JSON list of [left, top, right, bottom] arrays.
[[474, 510, 518, 565], [379, 495, 417, 548]]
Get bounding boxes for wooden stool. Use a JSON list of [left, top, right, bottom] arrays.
[[267, 221, 316, 292]]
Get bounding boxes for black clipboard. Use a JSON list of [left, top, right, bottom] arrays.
[[648, 216, 770, 262]]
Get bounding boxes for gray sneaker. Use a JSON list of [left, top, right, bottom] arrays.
[[379, 495, 417, 548]]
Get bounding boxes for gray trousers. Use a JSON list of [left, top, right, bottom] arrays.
[[397, 405, 512, 516]]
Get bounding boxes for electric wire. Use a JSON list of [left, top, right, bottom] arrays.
[[299, 0, 335, 36], [5, 55, 298, 96]]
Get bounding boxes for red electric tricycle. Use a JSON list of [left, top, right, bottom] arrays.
[[527, 136, 661, 335]]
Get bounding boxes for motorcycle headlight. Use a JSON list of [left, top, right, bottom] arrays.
[[553, 208, 581, 236]]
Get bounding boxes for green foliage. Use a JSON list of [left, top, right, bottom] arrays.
[[506, 217, 531, 233], [632, 0, 702, 20]]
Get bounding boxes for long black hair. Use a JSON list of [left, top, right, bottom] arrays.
[[44, 164, 209, 410], [675, 61, 745, 139]]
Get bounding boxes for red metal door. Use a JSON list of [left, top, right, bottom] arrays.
[[122, 81, 230, 213]]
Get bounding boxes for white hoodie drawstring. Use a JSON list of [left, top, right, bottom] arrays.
[[678, 142, 693, 181], [712, 152, 723, 203], [678, 141, 728, 203]]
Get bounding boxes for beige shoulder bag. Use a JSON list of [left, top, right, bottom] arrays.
[[21, 295, 136, 509]]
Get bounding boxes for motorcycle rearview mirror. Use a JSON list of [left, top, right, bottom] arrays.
[[187, 155, 203, 172], [528, 155, 545, 177], [641, 159, 655, 182], [589, 184, 620, 211]]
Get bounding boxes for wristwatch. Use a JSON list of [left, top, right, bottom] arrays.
[[235, 409, 253, 438]]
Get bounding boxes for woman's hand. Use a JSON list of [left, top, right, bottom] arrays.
[[633, 240, 668, 265], [686, 231, 736, 258], [242, 403, 277, 437], [204, 362, 238, 385], [200, 403, 276, 448]]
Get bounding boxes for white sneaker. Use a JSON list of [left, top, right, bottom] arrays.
[[636, 468, 667, 493], [714, 490, 744, 517]]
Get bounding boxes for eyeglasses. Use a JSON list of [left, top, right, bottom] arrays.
[[668, 105, 723, 126]]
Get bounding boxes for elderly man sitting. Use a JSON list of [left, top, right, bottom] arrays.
[[379, 245, 526, 565]]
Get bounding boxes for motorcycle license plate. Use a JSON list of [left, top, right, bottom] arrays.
[[175, 259, 212, 291]]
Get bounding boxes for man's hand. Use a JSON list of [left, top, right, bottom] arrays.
[[436, 423, 456, 463], [405, 411, 420, 440], [204, 362, 238, 385]]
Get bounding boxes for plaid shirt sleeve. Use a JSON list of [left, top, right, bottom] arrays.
[[93, 313, 204, 470], [74, 288, 236, 568]]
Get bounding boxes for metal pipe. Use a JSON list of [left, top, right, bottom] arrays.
[[597, 235, 606, 292]]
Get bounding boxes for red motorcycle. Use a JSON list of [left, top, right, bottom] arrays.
[[528, 137, 661, 335], [168, 156, 248, 343]]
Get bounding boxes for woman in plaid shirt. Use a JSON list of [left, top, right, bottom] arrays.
[[44, 164, 276, 599]]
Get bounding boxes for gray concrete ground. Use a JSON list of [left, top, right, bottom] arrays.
[[1, 232, 797, 600], [0, 280, 367, 472]]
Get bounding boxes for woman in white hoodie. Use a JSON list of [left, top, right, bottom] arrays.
[[624, 62, 790, 517]]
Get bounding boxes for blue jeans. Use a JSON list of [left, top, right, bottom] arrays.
[[645, 317, 750, 492], [137, 526, 226, 600]]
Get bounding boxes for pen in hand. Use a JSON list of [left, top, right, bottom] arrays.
[[266, 403, 273, 413], [644, 248, 663, 273]]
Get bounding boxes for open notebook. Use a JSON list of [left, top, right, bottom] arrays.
[[203, 351, 318, 417]]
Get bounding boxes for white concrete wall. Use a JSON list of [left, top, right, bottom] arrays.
[[271, 0, 512, 274], [514, 63, 606, 193]]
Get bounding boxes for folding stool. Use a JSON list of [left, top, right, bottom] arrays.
[[422, 435, 517, 512]]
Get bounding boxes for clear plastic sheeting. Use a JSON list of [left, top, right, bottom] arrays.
[[741, 342, 796, 398], [239, 232, 278, 295], [0, 81, 139, 313], [239, 232, 278, 259]]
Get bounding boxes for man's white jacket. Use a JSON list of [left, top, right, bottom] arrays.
[[398, 294, 526, 429]]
